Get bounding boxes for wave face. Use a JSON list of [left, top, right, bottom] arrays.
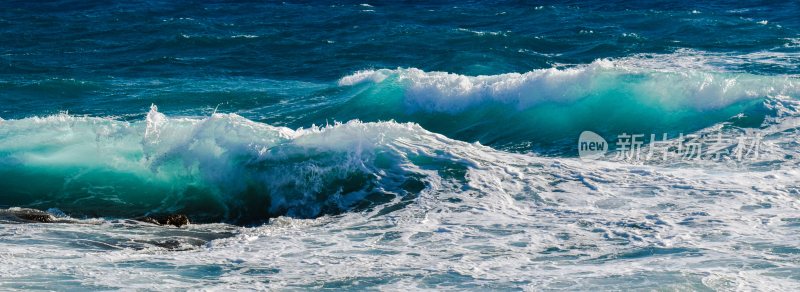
[[3, 1, 800, 290], [332, 54, 799, 151], [0, 106, 457, 224], [3, 99, 800, 290], [1, 51, 799, 223], [2, 50, 797, 153]]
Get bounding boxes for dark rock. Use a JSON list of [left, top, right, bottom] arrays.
[[0, 208, 57, 223], [135, 214, 190, 227], [15, 212, 55, 223]]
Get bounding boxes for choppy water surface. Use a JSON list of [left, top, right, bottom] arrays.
[[1, 1, 800, 290]]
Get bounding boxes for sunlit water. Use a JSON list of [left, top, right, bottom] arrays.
[[1, 1, 800, 290]]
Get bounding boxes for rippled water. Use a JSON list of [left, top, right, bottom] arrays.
[[1, 1, 800, 290]]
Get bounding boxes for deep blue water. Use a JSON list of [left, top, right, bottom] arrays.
[[2, 1, 798, 116]]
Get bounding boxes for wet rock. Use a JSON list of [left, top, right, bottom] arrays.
[[135, 214, 190, 227], [0, 208, 57, 223]]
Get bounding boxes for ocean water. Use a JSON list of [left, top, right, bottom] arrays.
[[1, 1, 800, 290]]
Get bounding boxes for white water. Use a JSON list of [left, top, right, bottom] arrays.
[[2, 105, 800, 289], [3, 50, 800, 290], [339, 51, 800, 113]]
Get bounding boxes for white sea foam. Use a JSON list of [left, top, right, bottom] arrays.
[[337, 69, 389, 86], [0, 107, 447, 220], [784, 38, 800, 48], [3, 51, 800, 290], [231, 34, 258, 38], [456, 28, 507, 36], [338, 51, 800, 113], [3, 107, 800, 289]]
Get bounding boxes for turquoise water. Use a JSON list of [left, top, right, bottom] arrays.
[[1, 1, 800, 290]]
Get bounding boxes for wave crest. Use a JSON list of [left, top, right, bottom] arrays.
[[339, 58, 798, 113], [0, 107, 464, 223]]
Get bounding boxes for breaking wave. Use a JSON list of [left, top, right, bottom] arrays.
[[333, 53, 799, 150], [0, 106, 472, 224]]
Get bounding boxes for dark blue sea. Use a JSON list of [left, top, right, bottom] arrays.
[[1, 1, 799, 290]]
